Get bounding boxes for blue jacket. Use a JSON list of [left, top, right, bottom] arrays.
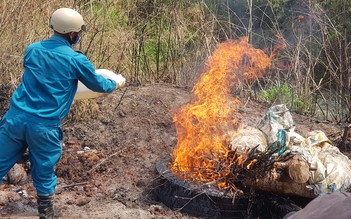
[[10, 35, 116, 122]]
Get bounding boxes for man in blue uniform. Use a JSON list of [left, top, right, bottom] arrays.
[[0, 8, 120, 219]]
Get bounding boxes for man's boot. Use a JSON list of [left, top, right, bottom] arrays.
[[37, 194, 54, 219]]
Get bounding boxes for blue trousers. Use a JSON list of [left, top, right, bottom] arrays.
[[0, 107, 62, 195]]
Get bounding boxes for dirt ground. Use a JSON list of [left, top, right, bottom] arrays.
[[0, 84, 349, 219]]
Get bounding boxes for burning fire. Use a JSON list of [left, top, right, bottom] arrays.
[[171, 37, 274, 187]]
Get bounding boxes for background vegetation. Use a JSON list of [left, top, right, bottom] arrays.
[[0, 0, 350, 125]]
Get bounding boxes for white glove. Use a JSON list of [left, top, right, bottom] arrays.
[[110, 74, 126, 88], [95, 69, 126, 88]]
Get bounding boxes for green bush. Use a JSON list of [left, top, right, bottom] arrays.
[[259, 82, 309, 113]]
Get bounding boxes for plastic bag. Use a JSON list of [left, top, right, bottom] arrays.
[[258, 104, 351, 195], [75, 69, 126, 100]]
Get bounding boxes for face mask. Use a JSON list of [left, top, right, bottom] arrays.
[[72, 35, 81, 46]]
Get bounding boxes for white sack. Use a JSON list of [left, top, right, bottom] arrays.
[[75, 69, 126, 100]]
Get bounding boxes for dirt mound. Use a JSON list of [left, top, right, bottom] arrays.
[[0, 84, 346, 218]]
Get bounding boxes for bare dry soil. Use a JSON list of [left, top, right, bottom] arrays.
[[0, 84, 347, 219]]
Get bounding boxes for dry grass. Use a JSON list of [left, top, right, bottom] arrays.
[[0, 0, 220, 119], [0, 0, 218, 86], [0, 0, 349, 123]]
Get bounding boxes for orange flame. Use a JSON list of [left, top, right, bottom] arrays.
[[171, 37, 272, 185], [270, 34, 287, 60]]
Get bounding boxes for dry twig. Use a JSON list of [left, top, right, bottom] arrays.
[[88, 146, 131, 173]]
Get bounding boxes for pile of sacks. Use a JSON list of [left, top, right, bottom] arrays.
[[229, 104, 351, 196]]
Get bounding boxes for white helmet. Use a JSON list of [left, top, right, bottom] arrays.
[[49, 8, 86, 34]]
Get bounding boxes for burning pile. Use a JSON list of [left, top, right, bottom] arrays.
[[171, 37, 274, 190]]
